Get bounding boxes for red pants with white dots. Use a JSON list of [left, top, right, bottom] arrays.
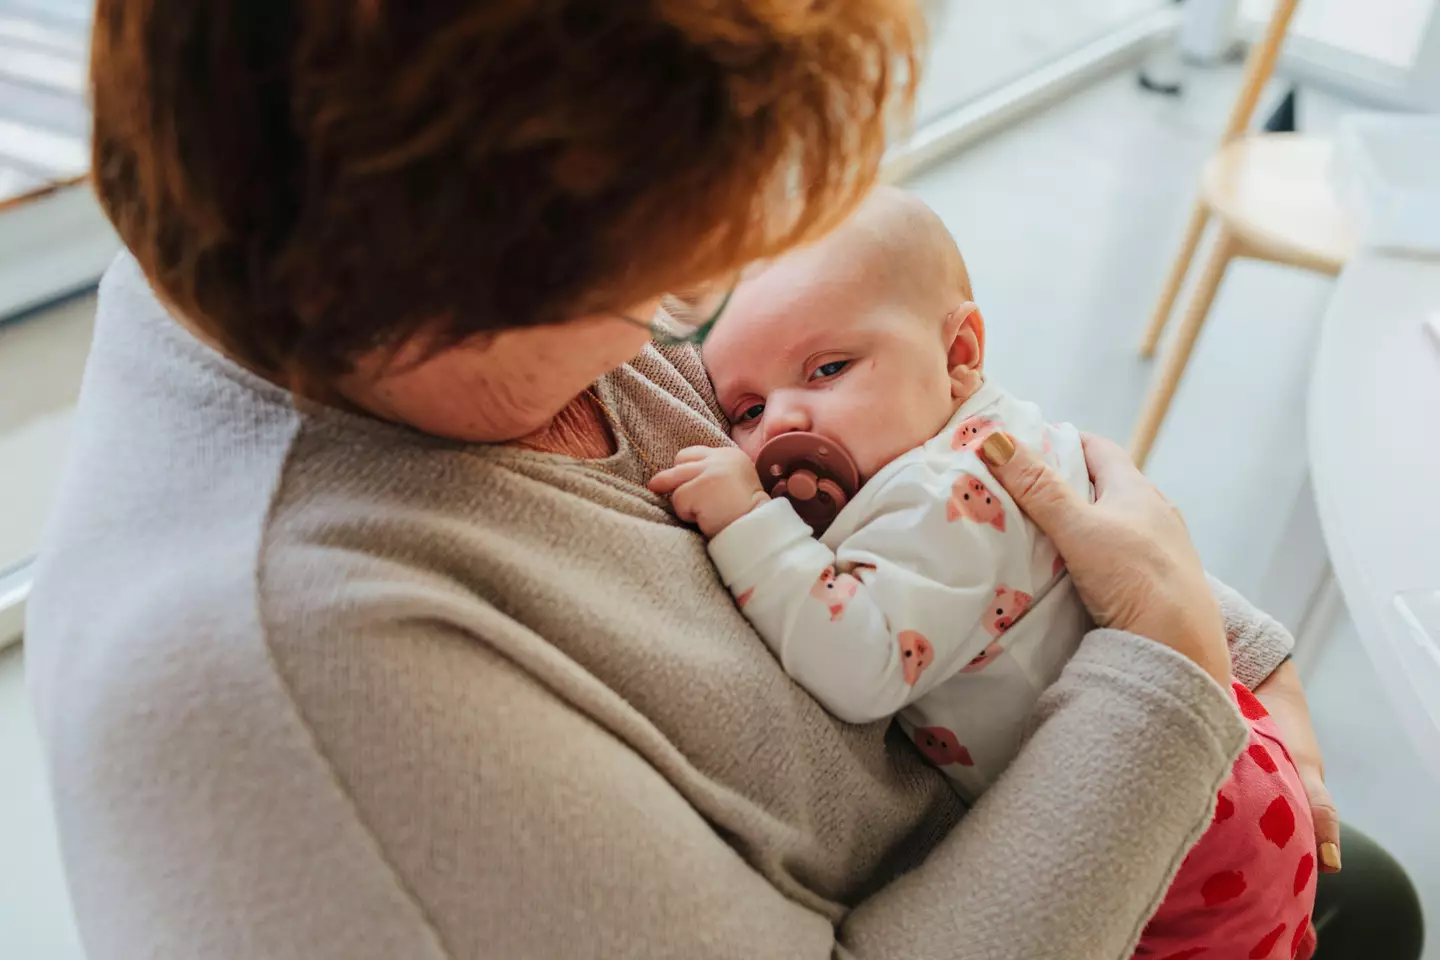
[[1134, 683, 1317, 960]]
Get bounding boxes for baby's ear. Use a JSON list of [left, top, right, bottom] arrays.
[[944, 303, 985, 400]]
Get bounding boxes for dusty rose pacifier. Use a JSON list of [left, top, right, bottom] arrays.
[[754, 432, 861, 535]]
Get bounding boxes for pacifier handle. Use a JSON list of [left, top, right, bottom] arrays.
[[816, 478, 847, 510], [786, 469, 818, 501], [753, 432, 861, 535], [772, 471, 848, 509]]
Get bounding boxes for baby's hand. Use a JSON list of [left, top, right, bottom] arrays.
[[649, 445, 769, 538]]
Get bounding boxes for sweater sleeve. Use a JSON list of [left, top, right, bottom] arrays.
[[1209, 574, 1295, 688], [841, 630, 1248, 959], [38, 604, 1244, 960], [296, 622, 1243, 960]]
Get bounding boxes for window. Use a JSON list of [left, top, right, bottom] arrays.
[[1241, 0, 1440, 108], [0, 0, 89, 206]]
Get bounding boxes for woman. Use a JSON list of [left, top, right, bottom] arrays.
[[27, 0, 1420, 957]]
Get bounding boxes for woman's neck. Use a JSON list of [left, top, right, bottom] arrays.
[[511, 391, 617, 459]]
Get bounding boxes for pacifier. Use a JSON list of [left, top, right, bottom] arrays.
[[754, 432, 861, 535]]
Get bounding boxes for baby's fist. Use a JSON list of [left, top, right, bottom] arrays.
[[649, 445, 769, 537]]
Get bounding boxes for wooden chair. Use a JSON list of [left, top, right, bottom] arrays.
[[1130, 0, 1355, 468]]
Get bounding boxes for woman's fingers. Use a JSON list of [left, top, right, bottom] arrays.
[[980, 432, 1086, 551], [986, 428, 1229, 685], [1305, 775, 1343, 872], [1078, 432, 1136, 500], [1254, 661, 1339, 873]]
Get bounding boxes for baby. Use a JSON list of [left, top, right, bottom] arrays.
[[651, 188, 1318, 960]]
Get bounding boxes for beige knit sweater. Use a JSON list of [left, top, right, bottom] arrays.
[[26, 254, 1291, 959]]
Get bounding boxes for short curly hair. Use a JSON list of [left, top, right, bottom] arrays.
[[91, 0, 922, 382]]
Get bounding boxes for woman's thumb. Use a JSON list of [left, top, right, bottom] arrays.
[[980, 432, 1085, 545]]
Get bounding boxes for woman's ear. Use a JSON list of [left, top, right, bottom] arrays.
[[944, 303, 986, 401]]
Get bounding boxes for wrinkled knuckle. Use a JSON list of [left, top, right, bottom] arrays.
[[1309, 793, 1340, 820], [1009, 460, 1053, 504]]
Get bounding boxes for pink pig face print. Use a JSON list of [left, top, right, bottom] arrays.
[[913, 726, 974, 766], [946, 475, 1006, 531], [811, 567, 860, 622], [951, 416, 1000, 453], [897, 630, 934, 686], [983, 585, 1032, 638], [1041, 429, 1060, 468], [960, 641, 1003, 673]]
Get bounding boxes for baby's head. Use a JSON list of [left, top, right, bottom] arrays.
[[702, 187, 984, 481]]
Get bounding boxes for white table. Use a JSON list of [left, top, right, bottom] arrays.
[[1304, 250, 1440, 774]]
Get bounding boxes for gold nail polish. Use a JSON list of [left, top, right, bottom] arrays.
[[1320, 842, 1342, 872], [980, 432, 1016, 467]]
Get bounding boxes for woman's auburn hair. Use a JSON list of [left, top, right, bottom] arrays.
[[90, 0, 922, 382]]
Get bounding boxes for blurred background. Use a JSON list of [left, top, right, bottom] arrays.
[[3, 0, 1438, 955]]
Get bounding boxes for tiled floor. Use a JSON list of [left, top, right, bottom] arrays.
[[0, 47, 1435, 960]]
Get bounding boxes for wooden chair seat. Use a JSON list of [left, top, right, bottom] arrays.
[[1201, 134, 1354, 276]]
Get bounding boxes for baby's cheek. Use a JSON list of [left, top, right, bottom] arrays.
[[847, 408, 921, 477], [732, 428, 763, 463]]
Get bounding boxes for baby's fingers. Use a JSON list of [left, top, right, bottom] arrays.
[[648, 461, 706, 495], [673, 445, 720, 465]]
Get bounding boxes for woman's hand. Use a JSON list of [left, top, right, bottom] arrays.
[[1255, 660, 1342, 873], [980, 431, 1230, 686]]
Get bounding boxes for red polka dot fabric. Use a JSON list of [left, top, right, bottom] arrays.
[[1133, 683, 1317, 960]]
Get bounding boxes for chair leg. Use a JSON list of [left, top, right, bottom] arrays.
[[1130, 229, 1237, 469], [1139, 201, 1210, 358]]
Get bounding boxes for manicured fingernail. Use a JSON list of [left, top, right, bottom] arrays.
[[980, 432, 1015, 467], [1320, 842, 1342, 872]]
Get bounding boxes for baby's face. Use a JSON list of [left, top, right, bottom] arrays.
[[702, 252, 962, 481]]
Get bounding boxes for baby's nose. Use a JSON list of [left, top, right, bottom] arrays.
[[762, 401, 812, 442]]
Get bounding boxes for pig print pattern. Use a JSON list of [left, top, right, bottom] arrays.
[[711, 382, 1091, 797], [809, 568, 859, 622], [947, 475, 1006, 530], [951, 415, 1000, 452]]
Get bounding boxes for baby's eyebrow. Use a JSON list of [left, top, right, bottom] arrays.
[[708, 375, 748, 414]]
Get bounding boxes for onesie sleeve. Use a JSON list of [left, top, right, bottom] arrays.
[[708, 459, 1037, 725]]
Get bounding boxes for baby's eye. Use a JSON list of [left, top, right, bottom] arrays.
[[809, 360, 850, 381], [734, 403, 765, 424]]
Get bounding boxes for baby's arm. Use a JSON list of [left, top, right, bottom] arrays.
[[703, 461, 1034, 725]]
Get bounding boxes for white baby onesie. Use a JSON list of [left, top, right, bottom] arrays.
[[708, 380, 1093, 801]]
